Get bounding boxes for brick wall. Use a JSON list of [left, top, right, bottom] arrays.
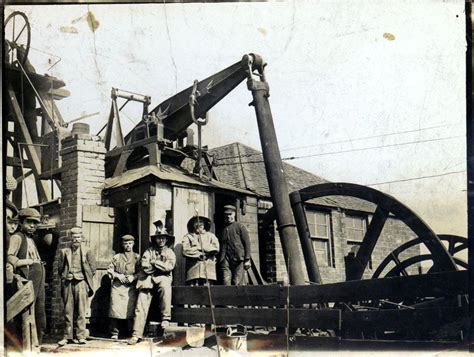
[[264, 205, 420, 286], [48, 133, 105, 336], [238, 196, 260, 268]]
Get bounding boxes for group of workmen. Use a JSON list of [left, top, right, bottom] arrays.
[[5, 196, 251, 348]]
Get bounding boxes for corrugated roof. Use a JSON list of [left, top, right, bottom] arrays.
[[209, 142, 376, 213], [103, 163, 255, 196]]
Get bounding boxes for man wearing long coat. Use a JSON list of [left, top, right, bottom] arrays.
[[107, 234, 140, 339], [183, 216, 220, 285]]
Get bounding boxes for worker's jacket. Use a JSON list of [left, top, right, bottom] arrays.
[[58, 246, 97, 297], [7, 232, 42, 279], [136, 246, 176, 289], [183, 231, 220, 281], [219, 222, 251, 263]]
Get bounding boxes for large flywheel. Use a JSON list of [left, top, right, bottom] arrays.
[[289, 182, 459, 281], [4, 11, 31, 67]]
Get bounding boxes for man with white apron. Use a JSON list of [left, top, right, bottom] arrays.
[[107, 234, 140, 339]]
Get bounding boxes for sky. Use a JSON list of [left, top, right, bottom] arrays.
[[4, 1, 467, 238]]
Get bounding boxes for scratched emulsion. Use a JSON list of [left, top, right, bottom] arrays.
[[60, 26, 78, 34], [257, 27, 267, 36], [383, 32, 396, 41], [87, 11, 100, 32]]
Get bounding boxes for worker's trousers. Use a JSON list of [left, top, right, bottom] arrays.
[[62, 279, 88, 340], [132, 276, 172, 338], [221, 259, 246, 286]]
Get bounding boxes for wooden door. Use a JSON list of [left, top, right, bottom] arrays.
[[82, 205, 115, 324]]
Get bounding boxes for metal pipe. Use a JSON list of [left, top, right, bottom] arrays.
[[245, 56, 306, 285], [289, 191, 323, 284], [112, 88, 151, 104]]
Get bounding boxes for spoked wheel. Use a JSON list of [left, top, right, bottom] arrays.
[[373, 234, 467, 278], [261, 183, 466, 341], [4, 11, 31, 67], [290, 182, 458, 280], [288, 183, 465, 340]]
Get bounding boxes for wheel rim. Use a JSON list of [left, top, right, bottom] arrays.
[[4, 11, 31, 67]]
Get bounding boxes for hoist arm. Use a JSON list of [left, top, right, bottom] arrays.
[[125, 54, 264, 142]]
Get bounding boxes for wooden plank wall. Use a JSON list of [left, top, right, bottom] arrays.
[[82, 205, 115, 322], [169, 271, 468, 332]]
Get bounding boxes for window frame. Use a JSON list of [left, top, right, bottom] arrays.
[[344, 213, 372, 270], [306, 208, 335, 268]]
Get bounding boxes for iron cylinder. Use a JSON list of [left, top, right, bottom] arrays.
[[247, 78, 306, 286]]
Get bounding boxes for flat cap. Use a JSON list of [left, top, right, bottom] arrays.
[[18, 208, 41, 222], [6, 199, 18, 215], [224, 205, 236, 213], [121, 234, 135, 242], [70, 226, 82, 235]]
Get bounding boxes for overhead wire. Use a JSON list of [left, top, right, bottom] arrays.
[[282, 135, 465, 161], [213, 135, 464, 165], [212, 123, 463, 161], [365, 170, 466, 186], [280, 122, 463, 153]]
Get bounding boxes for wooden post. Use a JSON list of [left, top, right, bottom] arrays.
[[22, 305, 38, 352]]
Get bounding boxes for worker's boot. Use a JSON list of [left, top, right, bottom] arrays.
[[127, 336, 141, 345]]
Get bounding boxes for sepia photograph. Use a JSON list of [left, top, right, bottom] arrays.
[[2, 1, 471, 355]]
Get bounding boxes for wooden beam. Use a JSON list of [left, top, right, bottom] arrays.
[[43, 87, 71, 101], [12, 142, 23, 208], [139, 199, 150, 255], [6, 281, 35, 322], [342, 305, 468, 332], [173, 285, 286, 306], [172, 307, 341, 330], [350, 206, 390, 280], [36, 90, 65, 128], [7, 83, 50, 202], [103, 182, 153, 207], [289, 270, 467, 305], [6, 156, 31, 168], [172, 271, 467, 306], [106, 136, 160, 158], [16, 170, 34, 183]]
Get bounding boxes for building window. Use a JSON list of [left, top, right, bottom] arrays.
[[345, 214, 372, 269], [306, 210, 334, 267]]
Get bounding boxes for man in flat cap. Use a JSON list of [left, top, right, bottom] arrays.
[[57, 227, 96, 346], [219, 205, 251, 286], [128, 227, 176, 345], [7, 207, 47, 345], [107, 234, 140, 339]]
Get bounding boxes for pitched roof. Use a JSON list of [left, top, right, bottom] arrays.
[[103, 163, 255, 196], [209, 142, 375, 213]]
